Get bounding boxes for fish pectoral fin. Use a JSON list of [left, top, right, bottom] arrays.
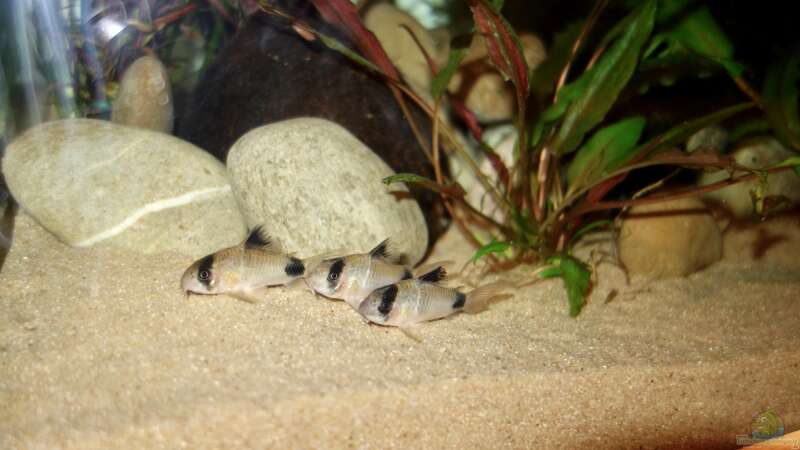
[[398, 326, 423, 343], [228, 290, 260, 304]]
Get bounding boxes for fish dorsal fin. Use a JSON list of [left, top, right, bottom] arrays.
[[417, 266, 446, 284], [244, 226, 273, 251], [369, 238, 391, 260]]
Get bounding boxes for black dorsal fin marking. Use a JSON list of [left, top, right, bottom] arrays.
[[369, 238, 391, 260], [417, 266, 446, 284], [378, 285, 398, 316], [244, 226, 272, 250]]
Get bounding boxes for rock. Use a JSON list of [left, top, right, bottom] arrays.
[[617, 197, 722, 278], [227, 118, 428, 265], [111, 55, 173, 133], [178, 8, 447, 244], [699, 137, 800, 218], [449, 32, 547, 123], [2, 119, 246, 256], [686, 125, 728, 153], [364, 3, 447, 101], [451, 124, 516, 223]]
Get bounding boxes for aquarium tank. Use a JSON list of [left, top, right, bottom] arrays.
[[1, 0, 799, 448]]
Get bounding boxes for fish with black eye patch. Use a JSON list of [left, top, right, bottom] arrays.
[[180, 226, 312, 303], [357, 267, 509, 327], [304, 239, 414, 310]]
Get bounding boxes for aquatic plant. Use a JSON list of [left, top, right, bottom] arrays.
[[3, 0, 799, 316], [256, 0, 800, 315]]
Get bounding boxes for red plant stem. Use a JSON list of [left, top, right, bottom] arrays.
[[152, 3, 197, 30], [533, 145, 550, 221], [553, 0, 607, 103], [567, 165, 796, 218]]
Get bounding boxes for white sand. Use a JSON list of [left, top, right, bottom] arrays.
[[1, 211, 798, 449]]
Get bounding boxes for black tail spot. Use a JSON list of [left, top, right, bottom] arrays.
[[285, 257, 305, 277], [452, 292, 466, 309], [378, 285, 398, 316], [401, 269, 413, 280]]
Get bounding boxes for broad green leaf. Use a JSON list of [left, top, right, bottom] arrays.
[[489, 0, 504, 10], [546, 255, 591, 317], [537, 266, 563, 279], [431, 34, 471, 100], [567, 116, 646, 187], [382, 173, 465, 197], [635, 102, 753, 158], [763, 56, 800, 150], [468, 240, 512, 264], [650, 6, 742, 77], [551, 0, 656, 155]]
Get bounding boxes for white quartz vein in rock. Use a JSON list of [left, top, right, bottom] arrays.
[[74, 185, 232, 247]]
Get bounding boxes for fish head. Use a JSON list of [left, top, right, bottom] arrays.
[[304, 257, 347, 298], [181, 253, 220, 295], [357, 284, 398, 324]]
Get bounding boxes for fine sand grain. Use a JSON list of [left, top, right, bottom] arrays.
[[1, 212, 798, 449]]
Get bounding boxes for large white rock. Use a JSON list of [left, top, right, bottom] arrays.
[[2, 119, 246, 256], [227, 118, 428, 265], [111, 55, 174, 133]]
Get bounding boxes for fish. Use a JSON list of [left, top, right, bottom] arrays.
[[304, 239, 414, 309], [357, 267, 510, 327], [180, 226, 309, 303]]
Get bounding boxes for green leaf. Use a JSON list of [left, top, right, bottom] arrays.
[[551, 0, 657, 155], [651, 6, 742, 77], [634, 102, 753, 158], [431, 34, 471, 100], [382, 173, 465, 197], [546, 255, 591, 316], [769, 156, 800, 170], [567, 116, 646, 188], [315, 33, 385, 75], [468, 240, 513, 264], [763, 55, 800, 150], [537, 266, 563, 279]]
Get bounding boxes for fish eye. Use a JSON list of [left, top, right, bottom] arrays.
[[198, 270, 211, 281], [327, 272, 339, 281]]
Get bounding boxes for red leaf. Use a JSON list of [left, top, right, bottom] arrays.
[[449, 96, 483, 140], [310, 0, 401, 82], [467, 0, 529, 108]]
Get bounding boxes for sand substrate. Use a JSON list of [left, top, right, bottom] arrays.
[[1, 211, 799, 449]]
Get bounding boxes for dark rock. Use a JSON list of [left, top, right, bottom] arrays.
[[177, 6, 448, 245]]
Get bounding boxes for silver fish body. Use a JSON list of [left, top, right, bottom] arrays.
[[181, 227, 306, 301], [304, 239, 412, 309], [358, 267, 508, 327]]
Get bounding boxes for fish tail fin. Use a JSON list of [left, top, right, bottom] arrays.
[[464, 282, 513, 314]]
